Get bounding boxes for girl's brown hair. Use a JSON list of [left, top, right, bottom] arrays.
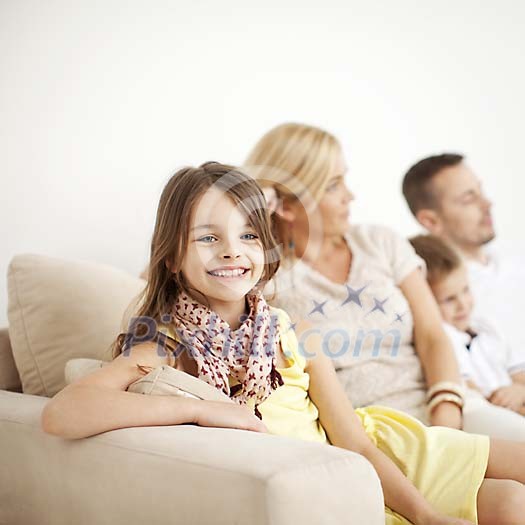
[[111, 161, 280, 361]]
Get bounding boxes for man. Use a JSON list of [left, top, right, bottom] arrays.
[[402, 153, 525, 357]]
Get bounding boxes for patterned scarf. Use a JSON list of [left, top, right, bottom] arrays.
[[171, 291, 284, 419]]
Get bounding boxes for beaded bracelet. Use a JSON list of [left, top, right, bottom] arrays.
[[427, 392, 464, 415], [426, 381, 465, 404]]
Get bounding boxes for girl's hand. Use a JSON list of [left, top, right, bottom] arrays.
[[194, 400, 269, 433]]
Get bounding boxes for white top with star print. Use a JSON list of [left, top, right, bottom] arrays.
[[266, 224, 430, 422]]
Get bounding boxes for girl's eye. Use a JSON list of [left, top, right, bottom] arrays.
[[242, 233, 259, 240], [197, 235, 217, 243]]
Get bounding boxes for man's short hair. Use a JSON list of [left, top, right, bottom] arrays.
[[402, 153, 464, 216], [409, 234, 462, 284]]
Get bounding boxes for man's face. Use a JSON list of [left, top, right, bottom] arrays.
[[428, 163, 495, 250]]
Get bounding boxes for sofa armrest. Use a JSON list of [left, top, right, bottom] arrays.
[[0, 390, 384, 525]]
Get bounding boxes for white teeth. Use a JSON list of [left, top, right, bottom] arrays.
[[209, 268, 246, 277]]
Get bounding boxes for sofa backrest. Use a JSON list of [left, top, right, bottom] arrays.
[[7, 254, 146, 397], [0, 328, 22, 392]]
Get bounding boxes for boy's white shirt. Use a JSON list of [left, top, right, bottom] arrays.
[[466, 242, 525, 360], [443, 317, 525, 398]]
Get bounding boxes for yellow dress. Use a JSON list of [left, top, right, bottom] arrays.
[[159, 307, 490, 524], [256, 308, 490, 525]]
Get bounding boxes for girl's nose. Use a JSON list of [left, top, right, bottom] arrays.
[[222, 252, 241, 260], [221, 240, 242, 259]]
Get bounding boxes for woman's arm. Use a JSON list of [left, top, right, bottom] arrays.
[[41, 343, 266, 439], [303, 332, 466, 525], [399, 269, 463, 429]]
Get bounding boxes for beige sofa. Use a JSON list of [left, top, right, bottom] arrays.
[[0, 254, 385, 525]]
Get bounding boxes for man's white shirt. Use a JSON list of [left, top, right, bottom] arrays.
[[466, 243, 525, 359]]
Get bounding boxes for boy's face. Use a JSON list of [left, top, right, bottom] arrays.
[[430, 265, 474, 332]]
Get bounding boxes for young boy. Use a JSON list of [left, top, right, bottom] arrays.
[[410, 234, 525, 416]]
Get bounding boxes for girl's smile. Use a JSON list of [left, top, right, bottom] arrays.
[[207, 265, 252, 279]]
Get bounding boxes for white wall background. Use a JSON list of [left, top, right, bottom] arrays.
[[1, 0, 524, 327]]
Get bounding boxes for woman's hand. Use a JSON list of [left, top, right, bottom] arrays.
[[429, 401, 463, 429], [195, 401, 269, 433]]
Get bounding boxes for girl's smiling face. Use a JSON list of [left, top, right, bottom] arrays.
[[180, 187, 265, 309]]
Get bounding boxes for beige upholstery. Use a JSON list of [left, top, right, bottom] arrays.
[[0, 328, 21, 392], [1, 254, 386, 523], [64, 357, 106, 384], [0, 390, 385, 525], [7, 254, 145, 397]]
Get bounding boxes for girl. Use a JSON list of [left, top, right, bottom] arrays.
[[42, 162, 525, 525]]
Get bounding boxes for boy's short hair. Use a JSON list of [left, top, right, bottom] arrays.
[[409, 234, 462, 284], [402, 153, 464, 216]]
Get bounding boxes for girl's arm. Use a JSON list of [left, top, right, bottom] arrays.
[[303, 332, 469, 525], [41, 343, 266, 439], [399, 269, 463, 429]]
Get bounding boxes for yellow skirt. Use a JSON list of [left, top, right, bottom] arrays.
[[355, 406, 490, 525]]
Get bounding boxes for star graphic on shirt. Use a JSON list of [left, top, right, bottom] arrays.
[[287, 321, 297, 332], [309, 299, 328, 317], [367, 297, 389, 316], [341, 284, 368, 308], [392, 311, 408, 324]]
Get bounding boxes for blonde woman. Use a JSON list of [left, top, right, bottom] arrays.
[[244, 122, 523, 440]]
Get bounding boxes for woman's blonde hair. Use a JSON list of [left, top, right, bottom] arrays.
[[244, 122, 341, 256], [244, 122, 341, 202]]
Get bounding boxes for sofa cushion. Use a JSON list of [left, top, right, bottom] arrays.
[[7, 254, 146, 397], [64, 358, 106, 385]]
